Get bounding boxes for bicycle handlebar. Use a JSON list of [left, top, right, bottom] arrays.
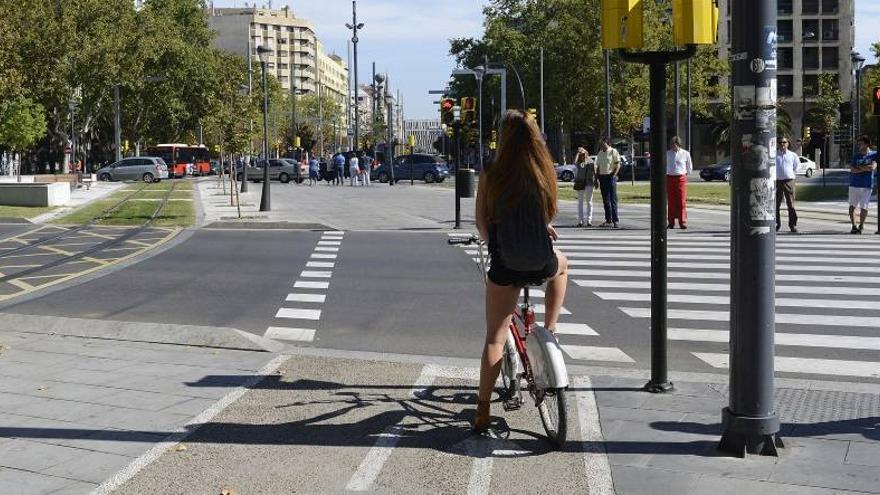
[[447, 235, 481, 246]]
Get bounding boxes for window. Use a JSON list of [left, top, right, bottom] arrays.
[[777, 20, 793, 42], [279, 63, 289, 70], [821, 0, 838, 14], [803, 75, 819, 97], [778, 48, 793, 69], [802, 0, 819, 14], [822, 47, 838, 69], [778, 75, 794, 97], [821, 19, 839, 41], [802, 20, 819, 41], [802, 47, 819, 69], [778, 0, 792, 14]]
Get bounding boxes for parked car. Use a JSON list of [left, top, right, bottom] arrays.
[[236, 158, 302, 183], [554, 163, 577, 182], [95, 156, 169, 183], [375, 154, 450, 183], [797, 156, 817, 177], [700, 157, 732, 182], [280, 158, 307, 183], [618, 156, 651, 181]]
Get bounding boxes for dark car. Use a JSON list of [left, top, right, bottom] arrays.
[[618, 156, 651, 181], [700, 157, 732, 182], [374, 154, 450, 183]]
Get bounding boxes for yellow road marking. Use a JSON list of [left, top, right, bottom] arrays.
[[124, 239, 153, 247], [38, 246, 77, 257], [17, 273, 82, 283], [0, 264, 42, 270], [0, 227, 181, 302], [81, 256, 110, 266], [78, 231, 118, 241]]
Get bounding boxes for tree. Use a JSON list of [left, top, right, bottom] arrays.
[[0, 97, 48, 177], [858, 42, 880, 140]]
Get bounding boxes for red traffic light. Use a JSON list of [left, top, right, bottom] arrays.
[[440, 98, 455, 111]]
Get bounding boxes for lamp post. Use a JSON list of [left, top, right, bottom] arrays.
[[801, 31, 816, 143], [474, 62, 487, 172], [852, 52, 866, 138], [453, 105, 462, 229], [257, 43, 272, 212], [345, 1, 364, 152]]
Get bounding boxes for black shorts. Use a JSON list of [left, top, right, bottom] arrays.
[[488, 252, 559, 287]]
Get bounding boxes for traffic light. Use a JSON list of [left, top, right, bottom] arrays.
[[461, 97, 477, 125], [489, 130, 498, 150], [440, 98, 455, 125], [672, 0, 719, 46], [873, 86, 880, 117], [527, 108, 538, 121], [600, 0, 644, 49], [803, 126, 811, 141]]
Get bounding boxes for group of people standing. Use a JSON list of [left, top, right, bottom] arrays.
[[306, 152, 376, 187], [571, 135, 693, 230]]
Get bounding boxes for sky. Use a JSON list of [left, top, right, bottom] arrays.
[[213, 0, 877, 119]]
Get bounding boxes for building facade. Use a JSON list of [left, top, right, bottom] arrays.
[[718, 0, 855, 164], [404, 119, 443, 154], [208, 7, 349, 131]]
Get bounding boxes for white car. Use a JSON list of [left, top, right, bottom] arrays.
[[797, 156, 816, 178]]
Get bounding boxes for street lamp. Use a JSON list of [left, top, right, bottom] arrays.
[[257, 42, 272, 212], [345, 1, 364, 152], [853, 52, 866, 137]]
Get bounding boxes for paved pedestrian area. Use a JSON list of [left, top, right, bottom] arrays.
[[0, 325, 275, 493], [112, 350, 880, 495]]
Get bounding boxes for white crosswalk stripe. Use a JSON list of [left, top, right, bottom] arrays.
[[556, 231, 880, 379]]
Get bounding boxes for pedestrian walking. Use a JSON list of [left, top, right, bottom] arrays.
[[326, 154, 336, 185], [595, 136, 621, 228], [849, 135, 877, 234], [335, 153, 346, 185], [573, 147, 597, 227], [472, 109, 569, 432], [349, 154, 361, 186], [360, 153, 371, 186], [666, 136, 693, 229], [775, 136, 799, 233], [308, 156, 319, 186]]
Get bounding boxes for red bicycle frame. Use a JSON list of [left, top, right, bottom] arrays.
[[508, 288, 538, 390]]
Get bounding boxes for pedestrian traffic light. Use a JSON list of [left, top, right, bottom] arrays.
[[461, 97, 477, 125], [803, 126, 811, 141], [672, 0, 719, 46], [294, 136, 301, 148], [600, 0, 644, 49], [873, 86, 880, 116], [489, 130, 498, 150], [440, 98, 455, 125]]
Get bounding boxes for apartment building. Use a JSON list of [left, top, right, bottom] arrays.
[[208, 7, 349, 129], [718, 0, 855, 162], [404, 120, 443, 154]]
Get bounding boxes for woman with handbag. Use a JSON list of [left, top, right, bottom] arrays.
[[573, 147, 597, 227]]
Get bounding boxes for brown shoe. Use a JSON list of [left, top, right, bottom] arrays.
[[473, 400, 491, 432]]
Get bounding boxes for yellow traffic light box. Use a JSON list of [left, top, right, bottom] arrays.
[[672, 0, 719, 45], [601, 0, 644, 49]]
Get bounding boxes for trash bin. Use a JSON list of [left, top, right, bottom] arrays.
[[456, 168, 475, 198]]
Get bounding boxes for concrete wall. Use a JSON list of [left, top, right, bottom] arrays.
[[0, 183, 71, 206]]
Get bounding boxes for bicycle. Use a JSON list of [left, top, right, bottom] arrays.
[[448, 234, 569, 447]]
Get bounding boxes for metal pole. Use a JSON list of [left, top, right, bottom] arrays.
[[719, 0, 782, 457], [674, 61, 680, 135], [605, 49, 612, 138], [351, 1, 360, 152], [540, 47, 545, 134], [645, 61, 672, 394], [243, 23, 253, 192], [114, 85, 122, 162], [478, 73, 484, 172], [455, 123, 461, 229], [291, 34, 297, 158], [686, 59, 692, 148], [260, 59, 271, 212], [855, 68, 861, 137], [372, 62, 377, 154]]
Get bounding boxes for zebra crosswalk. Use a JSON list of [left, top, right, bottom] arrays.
[[554, 231, 880, 379]]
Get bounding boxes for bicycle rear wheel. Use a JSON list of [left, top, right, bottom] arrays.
[[538, 388, 568, 447], [500, 333, 520, 399]]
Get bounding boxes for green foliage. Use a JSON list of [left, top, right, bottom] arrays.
[[0, 97, 48, 151], [858, 42, 880, 138], [815, 72, 843, 133]]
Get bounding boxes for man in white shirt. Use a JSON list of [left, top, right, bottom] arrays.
[[775, 137, 799, 233], [665, 136, 693, 229], [349, 154, 361, 186]]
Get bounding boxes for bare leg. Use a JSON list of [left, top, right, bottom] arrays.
[[860, 208, 868, 230], [476, 281, 520, 424], [543, 250, 569, 331], [850, 205, 857, 228]]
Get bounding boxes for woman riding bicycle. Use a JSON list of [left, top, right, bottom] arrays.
[[473, 109, 569, 432]]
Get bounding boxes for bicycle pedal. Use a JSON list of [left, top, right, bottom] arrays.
[[503, 397, 522, 411]]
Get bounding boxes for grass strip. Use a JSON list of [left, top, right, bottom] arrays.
[[55, 181, 194, 226], [0, 205, 56, 220]]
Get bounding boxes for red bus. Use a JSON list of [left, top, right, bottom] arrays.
[[148, 144, 211, 178]]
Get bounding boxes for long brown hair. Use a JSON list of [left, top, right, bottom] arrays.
[[483, 110, 558, 223]]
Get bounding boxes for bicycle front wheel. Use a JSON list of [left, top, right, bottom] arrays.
[[500, 333, 520, 399], [538, 388, 568, 447]]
